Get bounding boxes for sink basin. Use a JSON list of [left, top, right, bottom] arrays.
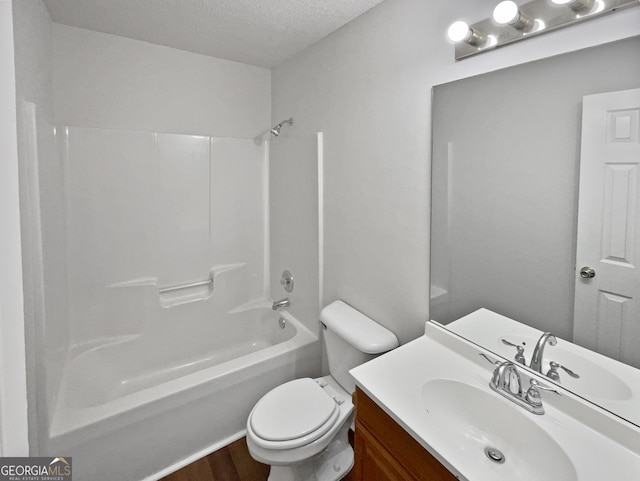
[[498, 334, 632, 401], [421, 379, 577, 481]]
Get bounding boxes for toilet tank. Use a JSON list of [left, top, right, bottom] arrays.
[[320, 301, 399, 394]]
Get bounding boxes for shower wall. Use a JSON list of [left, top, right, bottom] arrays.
[[62, 127, 267, 345]]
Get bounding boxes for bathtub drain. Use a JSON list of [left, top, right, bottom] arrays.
[[279, 317, 286, 329], [484, 447, 505, 464]]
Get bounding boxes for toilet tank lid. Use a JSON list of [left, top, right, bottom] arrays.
[[320, 301, 399, 354]]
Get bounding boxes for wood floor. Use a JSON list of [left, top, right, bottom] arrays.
[[160, 435, 354, 481], [160, 438, 269, 481]]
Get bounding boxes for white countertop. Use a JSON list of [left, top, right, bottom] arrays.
[[350, 323, 640, 481]]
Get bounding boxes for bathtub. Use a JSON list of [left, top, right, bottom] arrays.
[[45, 308, 319, 481]]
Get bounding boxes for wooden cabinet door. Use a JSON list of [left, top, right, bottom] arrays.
[[352, 388, 458, 481], [354, 423, 416, 481]]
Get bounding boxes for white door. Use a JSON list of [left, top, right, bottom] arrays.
[[573, 88, 640, 369]]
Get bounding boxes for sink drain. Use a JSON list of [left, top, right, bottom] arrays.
[[484, 447, 505, 464]]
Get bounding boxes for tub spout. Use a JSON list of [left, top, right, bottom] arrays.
[[272, 298, 290, 310]]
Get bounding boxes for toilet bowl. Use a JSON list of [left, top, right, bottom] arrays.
[[246, 301, 398, 481], [247, 376, 353, 481]]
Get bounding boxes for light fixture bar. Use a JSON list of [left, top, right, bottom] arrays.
[[551, 0, 597, 13], [451, 0, 639, 60]]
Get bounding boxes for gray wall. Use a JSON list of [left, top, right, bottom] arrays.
[[431, 37, 640, 339]]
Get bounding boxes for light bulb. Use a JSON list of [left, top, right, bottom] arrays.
[[447, 21, 471, 43], [493, 1, 535, 31], [447, 21, 488, 47], [493, 1, 520, 24]]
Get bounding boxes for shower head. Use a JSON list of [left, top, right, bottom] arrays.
[[270, 117, 294, 137]]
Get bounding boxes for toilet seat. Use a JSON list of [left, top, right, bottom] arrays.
[[248, 378, 340, 450]]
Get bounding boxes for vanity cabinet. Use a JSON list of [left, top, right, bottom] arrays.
[[353, 387, 457, 481]]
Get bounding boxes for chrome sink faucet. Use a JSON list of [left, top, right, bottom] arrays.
[[272, 297, 290, 310], [481, 354, 559, 415], [530, 332, 557, 373], [491, 360, 523, 396]]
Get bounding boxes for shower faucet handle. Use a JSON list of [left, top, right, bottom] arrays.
[[280, 270, 294, 293]]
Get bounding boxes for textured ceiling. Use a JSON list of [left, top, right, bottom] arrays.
[[43, 0, 386, 68]]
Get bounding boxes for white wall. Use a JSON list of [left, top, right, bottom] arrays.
[[272, 0, 640, 344], [0, 0, 29, 456], [53, 24, 271, 138], [11, 0, 57, 454]]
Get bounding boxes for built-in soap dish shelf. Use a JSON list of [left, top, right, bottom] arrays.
[[107, 275, 214, 307], [107, 263, 247, 308], [158, 275, 214, 308]]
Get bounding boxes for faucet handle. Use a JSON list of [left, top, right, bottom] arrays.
[[479, 353, 500, 365], [546, 361, 561, 381], [501, 338, 526, 364], [547, 361, 580, 381], [525, 378, 560, 407]]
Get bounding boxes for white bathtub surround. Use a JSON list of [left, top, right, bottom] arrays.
[[28, 121, 323, 479], [10, 8, 330, 475], [17, 103, 68, 435]]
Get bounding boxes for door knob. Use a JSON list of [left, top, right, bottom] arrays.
[[579, 267, 596, 279]]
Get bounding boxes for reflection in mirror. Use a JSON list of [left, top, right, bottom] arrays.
[[430, 36, 640, 425], [442, 308, 640, 428]]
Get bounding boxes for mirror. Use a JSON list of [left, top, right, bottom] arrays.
[[430, 36, 640, 425]]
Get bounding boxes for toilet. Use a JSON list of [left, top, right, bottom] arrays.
[[246, 300, 399, 481]]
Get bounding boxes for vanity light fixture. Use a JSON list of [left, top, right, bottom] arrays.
[[493, 1, 536, 31], [448, 0, 639, 60]]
